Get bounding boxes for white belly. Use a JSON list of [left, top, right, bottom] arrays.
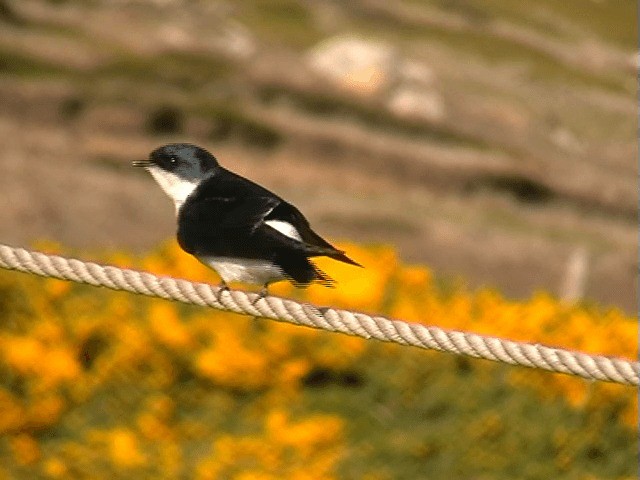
[[198, 256, 287, 285]]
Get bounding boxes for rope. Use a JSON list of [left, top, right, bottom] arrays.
[[0, 243, 637, 386]]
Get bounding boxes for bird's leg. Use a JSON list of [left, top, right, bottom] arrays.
[[249, 284, 270, 325], [251, 283, 269, 307], [216, 280, 230, 301], [258, 284, 269, 299]]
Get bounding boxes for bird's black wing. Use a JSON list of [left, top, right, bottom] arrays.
[[177, 194, 280, 258], [176, 168, 276, 256], [263, 201, 362, 266], [178, 168, 360, 266]]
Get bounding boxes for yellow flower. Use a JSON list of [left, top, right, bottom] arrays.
[[149, 303, 192, 349], [276, 358, 312, 388], [620, 398, 638, 427], [397, 265, 432, 288], [108, 428, 146, 468], [31, 240, 63, 254], [28, 394, 65, 429], [43, 458, 68, 478], [309, 335, 366, 370], [3, 336, 44, 375], [0, 389, 25, 434], [266, 410, 344, 458], [235, 472, 279, 480], [44, 278, 71, 299], [33, 319, 65, 343], [137, 412, 172, 441], [137, 395, 175, 440], [42, 347, 81, 387], [159, 443, 183, 478], [107, 251, 136, 269], [195, 330, 270, 389], [202, 409, 344, 479], [107, 294, 135, 320], [3, 336, 79, 387], [10, 433, 40, 465], [310, 243, 397, 310]]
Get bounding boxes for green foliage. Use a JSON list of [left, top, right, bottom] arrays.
[[311, 347, 635, 479]]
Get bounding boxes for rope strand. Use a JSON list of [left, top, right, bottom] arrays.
[[0, 243, 636, 386]]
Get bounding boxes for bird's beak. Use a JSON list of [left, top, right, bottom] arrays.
[[132, 160, 152, 168]]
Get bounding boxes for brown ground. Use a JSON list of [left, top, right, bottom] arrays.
[[0, 0, 636, 312]]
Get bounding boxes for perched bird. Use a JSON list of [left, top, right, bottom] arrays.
[[133, 143, 361, 295]]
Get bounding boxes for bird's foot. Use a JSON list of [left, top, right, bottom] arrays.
[[216, 281, 230, 301], [251, 285, 269, 307]]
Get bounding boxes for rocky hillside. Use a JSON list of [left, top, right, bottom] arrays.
[[0, 0, 636, 311]]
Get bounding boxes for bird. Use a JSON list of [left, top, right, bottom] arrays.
[[133, 143, 361, 296]]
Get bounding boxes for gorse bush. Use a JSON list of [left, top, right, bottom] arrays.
[[0, 241, 636, 479]]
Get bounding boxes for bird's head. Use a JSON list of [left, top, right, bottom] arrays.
[[133, 143, 219, 213], [134, 143, 219, 179]]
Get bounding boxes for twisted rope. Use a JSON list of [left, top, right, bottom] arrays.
[[0, 243, 636, 386]]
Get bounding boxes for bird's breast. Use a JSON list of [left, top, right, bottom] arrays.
[[197, 255, 287, 285]]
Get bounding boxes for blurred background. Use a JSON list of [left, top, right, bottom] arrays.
[[0, 1, 636, 479]]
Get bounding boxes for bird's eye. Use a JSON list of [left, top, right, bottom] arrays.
[[170, 156, 178, 164]]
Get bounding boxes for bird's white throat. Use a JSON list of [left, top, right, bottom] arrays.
[[147, 166, 202, 214], [146, 165, 305, 245]]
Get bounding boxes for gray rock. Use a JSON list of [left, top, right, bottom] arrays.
[[387, 85, 445, 122], [307, 35, 398, 96]]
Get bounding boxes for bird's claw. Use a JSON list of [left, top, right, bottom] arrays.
[[250, 285, 270, 307], [216, 281, 230, 301]]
